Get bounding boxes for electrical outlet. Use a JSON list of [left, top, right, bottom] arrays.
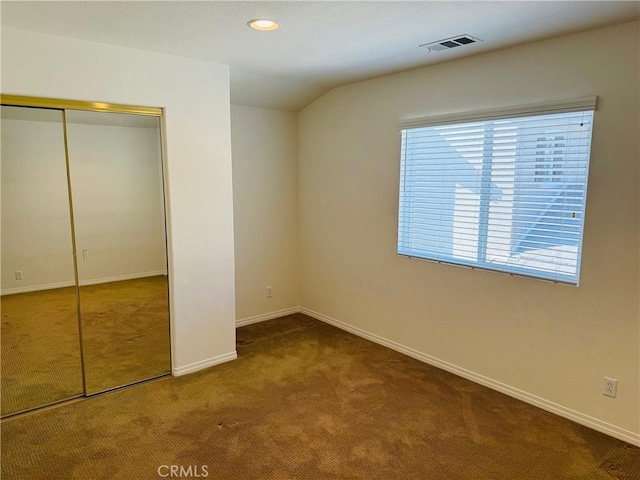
[[83, 249, 88, 261], [266, 286, 272, 298], [15, 271, 23, 280], [603, 377, 617, 398]]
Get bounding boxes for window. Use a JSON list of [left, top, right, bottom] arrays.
[[398, 98, 596, 285]]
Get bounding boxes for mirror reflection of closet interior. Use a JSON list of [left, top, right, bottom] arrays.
[[1, 101, 171, 416]]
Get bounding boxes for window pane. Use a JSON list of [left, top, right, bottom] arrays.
[[398, 110, 594, 284]]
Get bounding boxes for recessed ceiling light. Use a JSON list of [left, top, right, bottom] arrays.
[[247, 19, 279, 31]]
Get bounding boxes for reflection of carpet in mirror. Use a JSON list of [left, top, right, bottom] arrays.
[[1, 286, 84, 416], [80, 275, 171, 394], [0, 276, 171, 416]]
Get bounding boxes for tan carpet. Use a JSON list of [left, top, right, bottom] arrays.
[[80, 275, 171, 394], [1, 276, 171, 416], [1, 314, 638, 480], [1, 286, 84, 416]]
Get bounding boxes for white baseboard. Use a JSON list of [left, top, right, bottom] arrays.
[[1, 280, 75, 296], [1, 270, 168, 296], [300, 307, 640, 447], [79, 270, 167, 286], [172, 351, 237, 377], [236, 306, 301, 327]]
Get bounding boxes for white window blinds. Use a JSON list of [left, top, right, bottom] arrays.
[[398, 98, 596, 285]]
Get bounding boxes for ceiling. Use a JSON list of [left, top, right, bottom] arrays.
[[1, 1, 638, 111]]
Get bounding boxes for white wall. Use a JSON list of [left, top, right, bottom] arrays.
[[1, 28, 237, 374], [1, 114, 76, 292], [67, 120, 167, 285], [231, 105, 300, 323], [298, 21, 640, 442], [1, 117, 167, 293]]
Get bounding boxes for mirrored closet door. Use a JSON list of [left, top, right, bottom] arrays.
[[1, 106, 85, 415], [0, 98, 171, 416], [66, 110, 170, 394]]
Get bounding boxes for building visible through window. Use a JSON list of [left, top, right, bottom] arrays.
[[398, 102, 595, 284]]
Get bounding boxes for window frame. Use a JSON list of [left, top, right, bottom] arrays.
[[397, 97, 597, 285]]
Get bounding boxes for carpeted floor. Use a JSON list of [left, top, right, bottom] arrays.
[[1, 314, 638, 480], [79, 276, 171, 394], [1, 286, 84, 416], [1, 276, 171, 416]]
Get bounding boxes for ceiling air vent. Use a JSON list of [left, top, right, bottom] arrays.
[[420, 35, 482, 53]]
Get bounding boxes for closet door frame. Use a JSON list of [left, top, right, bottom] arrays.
[[0, 96, 162, 116], [0, 94, 171, 414]]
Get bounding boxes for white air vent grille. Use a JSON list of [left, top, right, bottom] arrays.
[[420, 35, 482, 52]]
